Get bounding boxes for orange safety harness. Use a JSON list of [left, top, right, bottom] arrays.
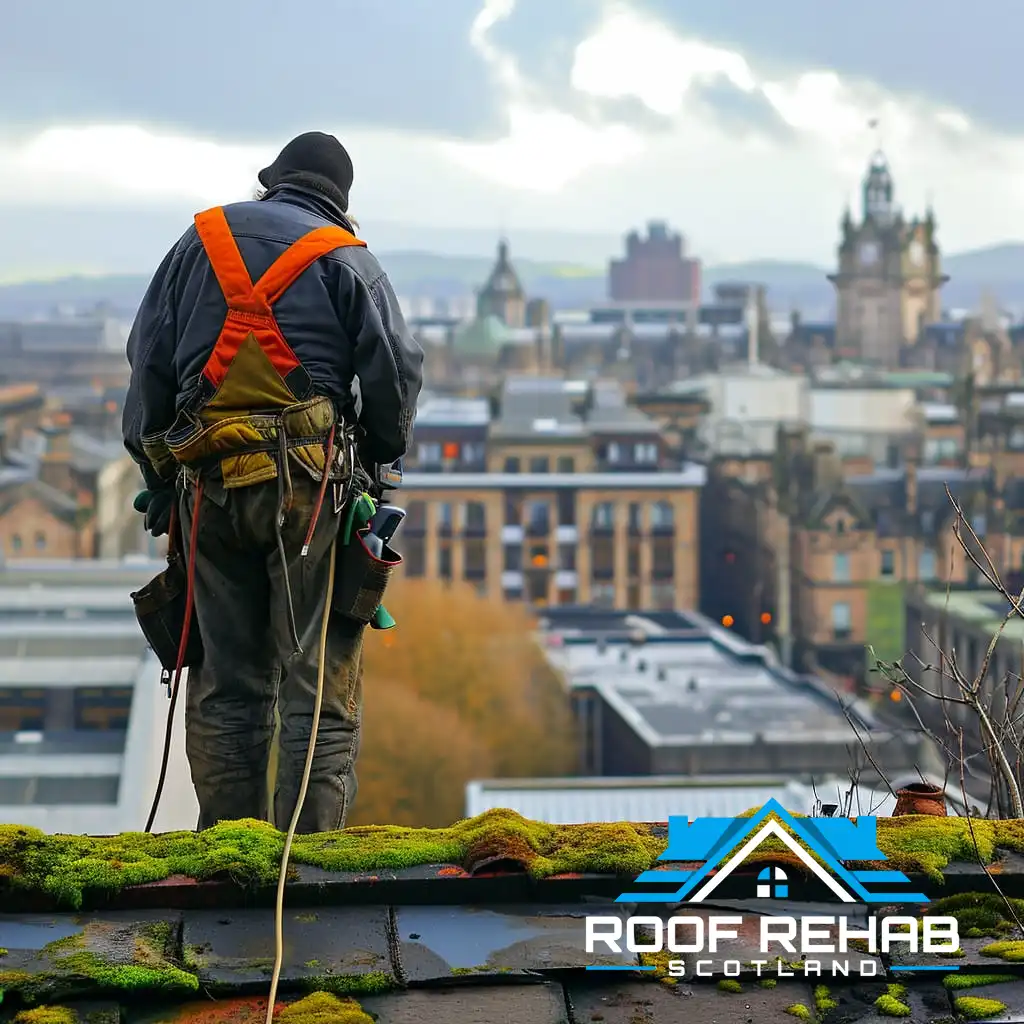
[[144, 208, 366, 833]]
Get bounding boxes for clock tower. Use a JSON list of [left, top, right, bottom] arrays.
[[828, 150, 947, 366]]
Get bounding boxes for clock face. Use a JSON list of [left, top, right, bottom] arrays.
[[909, 240, 925, 266], [859, 241, 879, 266]]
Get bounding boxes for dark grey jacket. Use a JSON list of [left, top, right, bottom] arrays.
[[122, 184, 423, 489]]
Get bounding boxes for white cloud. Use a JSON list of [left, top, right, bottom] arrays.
[[1, 0, 1023, 266]]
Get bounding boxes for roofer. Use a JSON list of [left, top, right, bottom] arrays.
[[123, 132, 423, 833]]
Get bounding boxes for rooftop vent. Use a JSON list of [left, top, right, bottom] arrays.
[[637, 660, 647, 673], [686, 677, 698, 692], [620, 649, 628, 663], [656, 667, 667, 681]]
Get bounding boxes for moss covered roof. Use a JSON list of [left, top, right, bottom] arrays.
[[4, 810, 1024, 1021]]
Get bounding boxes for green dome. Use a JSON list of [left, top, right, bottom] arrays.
[[452, 315, 510, 355]]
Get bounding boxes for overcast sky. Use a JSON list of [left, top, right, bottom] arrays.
[[0, 0, 1021, 276]]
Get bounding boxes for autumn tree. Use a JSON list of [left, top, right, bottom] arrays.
[[349, 577, 577, 826]]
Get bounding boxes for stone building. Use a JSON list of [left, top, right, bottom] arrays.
[[828, 151, 947, 367], [399, 377, 703, 610]]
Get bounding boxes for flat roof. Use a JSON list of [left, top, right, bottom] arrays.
[[539, 608, 882, 750], [921, 588, 1024, 641]]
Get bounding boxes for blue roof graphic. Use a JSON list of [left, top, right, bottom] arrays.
[[617, 799, 929, 904]]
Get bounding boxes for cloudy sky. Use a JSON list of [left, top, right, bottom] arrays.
[[0, 0, 1021, 277]]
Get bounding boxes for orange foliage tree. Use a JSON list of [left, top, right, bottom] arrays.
[[349, 578, 577, 827]]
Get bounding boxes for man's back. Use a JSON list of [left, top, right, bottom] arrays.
[[122, 132, 424, 836], [124, 183, 423, 483]]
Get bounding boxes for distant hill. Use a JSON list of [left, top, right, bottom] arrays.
[[0, 244, 1022, 318]]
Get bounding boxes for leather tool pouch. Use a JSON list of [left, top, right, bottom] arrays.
[[332, 527, 402, 624], [131, 507, 204, 673]]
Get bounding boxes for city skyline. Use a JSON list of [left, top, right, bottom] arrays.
[[0, 0, 1022, 276]]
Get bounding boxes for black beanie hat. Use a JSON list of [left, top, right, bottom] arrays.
[[258, 132, 354, 212]]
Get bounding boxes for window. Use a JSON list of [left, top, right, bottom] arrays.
[[525, 501, 550, 536], [556, 456, 575, 474], [921, 510, 935, 533], [651, 501, 674, 531], [504, 545, 522, 572], [652, 537, 674, 579], [592, 502, 614, 531], [528, 545, 550, 569], [0, 687, 46, 731], [11, 534, 22, 552], [919, 548, 936, 581], [628, 503, 642, 533], [418, 442, 441, 466], [833, 553, 851, 582], [464, 540, 486, 580], [34, 532, 45, 551], [436, 502, 453, 535], [831, 601, 852, 638], [73, 687, 133, 731], [972, 514, 987, 537], [464, 501, 486, 534], [462, 442, 485, 466], [529, 456, 550, 474], [592, 537, 614, 580], [591, 583, 616, 608], [634, 442, 658, 464], [606, 442, 621, 464], [504, 456, 521, 473], [557, 490, 577, 526], [880, 549, 895, 578]]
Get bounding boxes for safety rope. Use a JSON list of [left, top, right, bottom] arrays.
[[265, 535, 337, 1023], [145, 475, 204, 834]]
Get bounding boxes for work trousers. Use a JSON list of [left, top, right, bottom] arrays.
[[177, 471, 363, 834]]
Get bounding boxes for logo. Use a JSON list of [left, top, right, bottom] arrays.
[[585, 800, 959, 979]]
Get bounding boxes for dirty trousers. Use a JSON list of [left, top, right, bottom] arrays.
[[178, 474, 363, 833]]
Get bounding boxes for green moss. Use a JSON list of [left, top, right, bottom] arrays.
[[874, 994, 911, 1017], [980, 940, 1024, 962], [638, 949, 677, 983], [717, 979, 742, 993], [0, 949, 7, 957], [12, 1009, 78, 1024], [277, 992, 373, 1024], [873, 984, 910, 1018], [814, 984, 837, 1013], [0, 922, 197, 1003], [954, 995, 1009, 1020], [927, 892, 1024, 937], [0, 810, 664, 907], [785, 1005, 812, 1020], [759, 978, 777, 988], [944, 973, 1017, 991], [302, 972, 394, 997]]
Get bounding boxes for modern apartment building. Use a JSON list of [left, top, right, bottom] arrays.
[[0, 558, 197, 833]]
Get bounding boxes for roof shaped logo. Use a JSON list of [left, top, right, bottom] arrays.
[[618, 799, 929, 905]]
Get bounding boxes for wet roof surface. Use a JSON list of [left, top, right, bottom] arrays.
[[4, 886, 1024, 1023]]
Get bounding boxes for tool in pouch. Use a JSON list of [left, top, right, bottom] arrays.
[[333, 491, 404, 629], [130, 495, 204, 692]]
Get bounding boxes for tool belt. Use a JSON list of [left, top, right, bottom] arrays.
[[153, 394, 350, 489]]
